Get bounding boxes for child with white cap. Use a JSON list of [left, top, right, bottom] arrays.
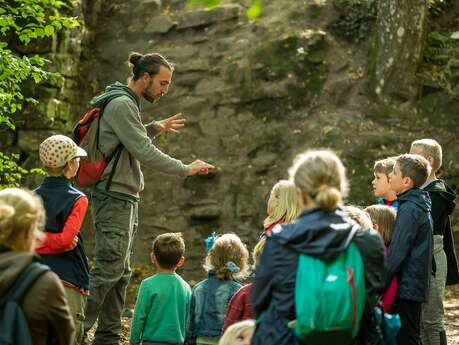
[[34, 134, 89, 345]]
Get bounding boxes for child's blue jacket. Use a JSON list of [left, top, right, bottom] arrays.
[[185, 271, 241, 344]]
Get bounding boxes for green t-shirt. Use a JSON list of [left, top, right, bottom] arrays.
[[130, 273, 192, 344]]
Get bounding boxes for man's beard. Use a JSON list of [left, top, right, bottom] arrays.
[[142, 81, 157, 103]]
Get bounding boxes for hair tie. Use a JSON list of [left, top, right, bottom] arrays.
[[226, 261, 240, 273], [204, 232, 217, 253]]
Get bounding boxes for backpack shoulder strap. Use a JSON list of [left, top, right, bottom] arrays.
[[0, 262, 50, 306], [95, 94, 127, 192]]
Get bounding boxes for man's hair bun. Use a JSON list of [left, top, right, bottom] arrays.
[[128, 52, 143, 66]]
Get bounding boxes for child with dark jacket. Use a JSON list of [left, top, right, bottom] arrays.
[[34, 135, 89, 345], [410, 139, 459, 345], [251, 150, 386, 345], [386, 153, 433, 345]]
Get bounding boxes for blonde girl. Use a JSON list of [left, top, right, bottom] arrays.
[[219, 320, 256, 345], [0, 188, 74, 345], [364, 205, 396, 246], [365, 204, 398, 312], [186, 233, 250, 345], [264, 180, 302, 233], [250, 150, 386, 345]]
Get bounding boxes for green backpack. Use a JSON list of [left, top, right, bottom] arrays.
[[289, 242, 366, 345]]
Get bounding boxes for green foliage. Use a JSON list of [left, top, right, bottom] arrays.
[[422, 31, 459, 98], [0, 152, 45, 188], [187, 0, 262, 19], [427, 0, 452, 17], [331, 0, 376, 43], [0, 0, 79, 189]]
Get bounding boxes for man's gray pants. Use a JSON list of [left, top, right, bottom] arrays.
[[421, 235, 447, 345], [84, 191, 138, 345]]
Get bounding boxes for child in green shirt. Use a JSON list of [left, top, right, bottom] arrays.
[[130, 233, 191, 345]]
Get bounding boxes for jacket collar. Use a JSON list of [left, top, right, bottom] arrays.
[[41, 175, 72, 187]]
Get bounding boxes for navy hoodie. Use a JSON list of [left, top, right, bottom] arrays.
[[251, 208, 386, 345], [386, 187, 433, 302]]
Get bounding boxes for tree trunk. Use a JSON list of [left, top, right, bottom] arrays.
[[369, 0, 428, 103]]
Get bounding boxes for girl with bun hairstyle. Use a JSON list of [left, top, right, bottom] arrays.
[[251, 150, 386, 345], [186, 233, 249, 345], [0, 188, 75, 345]]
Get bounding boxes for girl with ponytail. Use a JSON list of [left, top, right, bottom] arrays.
[[251, 150, 386, 345], [0, 188, 74, 345]]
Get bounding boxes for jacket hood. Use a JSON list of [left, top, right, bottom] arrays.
[[398, 188, 432, 213], [270, 208, 361, 262], [0, 245, 37, 296], [90, 81, 140, 109], [424, 179, 456, 215]]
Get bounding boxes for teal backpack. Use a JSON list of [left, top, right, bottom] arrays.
[[289, 242, 366, 345]]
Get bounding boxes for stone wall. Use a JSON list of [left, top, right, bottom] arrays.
[[6, 0, 459, 282]]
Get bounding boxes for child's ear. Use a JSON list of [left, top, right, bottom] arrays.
[[404, 176, 414, 189], [177, 256, 185, 267], [150, 253, 156, 264]]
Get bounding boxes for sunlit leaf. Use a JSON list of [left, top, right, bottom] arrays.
[[44, 25, 54, 36], [247, 0, 262, 20]]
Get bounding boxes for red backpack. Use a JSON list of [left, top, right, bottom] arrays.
[[72, 98, 122, 190]]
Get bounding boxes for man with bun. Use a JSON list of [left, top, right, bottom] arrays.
[[83, 52, 214, 345]]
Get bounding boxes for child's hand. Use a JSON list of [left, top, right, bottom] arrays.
[[66, 236, 79, 251]]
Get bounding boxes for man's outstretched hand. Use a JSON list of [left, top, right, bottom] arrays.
[[187, 160, 215, 176], [154, 113, 186, 134]]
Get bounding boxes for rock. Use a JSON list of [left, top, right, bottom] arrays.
[[160, 45, 199, 61], [175, 59, 211, 72], [145, 16, 176, 34], [195, 77, 234, 96], [134, 0, 161, 14], [217, 106, 236, 118], [252, 152, 278, 172], [177, 5, 242, 30], [190, 201, 222, 220], [174, 71, 204, 86]]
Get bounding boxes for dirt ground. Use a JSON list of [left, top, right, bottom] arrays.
[[445, 286, 459, 345], [85, 281, 459, 345]]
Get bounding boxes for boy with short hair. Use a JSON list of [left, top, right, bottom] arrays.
[[386, 154, 433, 345], [34, 134, 90, 345], [372, 157, 399, 209], [410, 139, 458, 345], [130, 233, 191, 345]]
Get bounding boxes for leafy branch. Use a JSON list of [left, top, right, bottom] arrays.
[[0, 0, 79, 188]]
